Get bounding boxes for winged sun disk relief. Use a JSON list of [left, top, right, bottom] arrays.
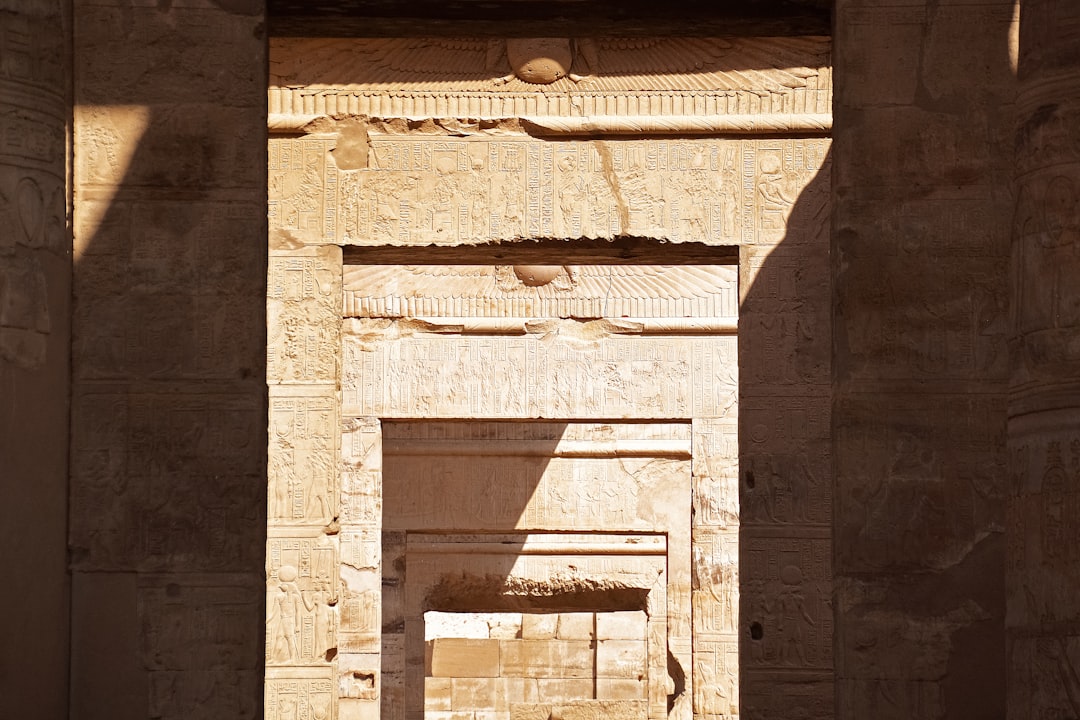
[[272, 37, 826, 93], [342, 264, 736, 299]]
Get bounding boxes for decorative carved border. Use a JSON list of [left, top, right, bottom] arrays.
[[268, 36, 832, 136]]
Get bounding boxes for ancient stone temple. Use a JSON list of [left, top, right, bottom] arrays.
[[4, 1, 1080, 719]]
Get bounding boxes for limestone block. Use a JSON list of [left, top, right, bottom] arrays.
[[499, 677, 539, 707], [692, 530, 739, 636], [341, 417, 382, 527], [500, 640, 593, 679], [137, 575, 262, 671], [425, 677, 453, 710], [521, 614, 560, 639], [742, 536, 832, 670], [595, 611, 647, 641], [599, 678, 648, 701], [338, 535, 381, 656], [268, 385, 340, 528], [596, 640, 646, 679], [535, 679, 594, 704], [266, 531, 339, 667], [426, 612, 496, 640], [510, 706, 552, 720], [488, 615, 523, 639], [266, 667, 336, 720], [556, 613, 595, 640], [267, 244, 342, 386], [429, 639, 501, 678], [338, 654, 379, 700], [549, 700, 648, 720], [66, 391, 265, 572], [550, 641, 595, 678], [497, 640, 524, 676], [691, 638, 738, 717], [339, 697, 380, 720], [452, 677, 500, 711]]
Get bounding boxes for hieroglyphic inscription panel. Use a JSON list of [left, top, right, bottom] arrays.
[[267, 242, 344, 719], [342, 326, 736, 420], [692, 418, 740, 720], [268, 136, 829, 246], [382, 422, 691, 532], [268, 244, 341, 385]]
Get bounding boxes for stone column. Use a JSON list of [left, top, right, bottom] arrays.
[[1008, 3, 1080, 717], [0, 1, 71, 717], [833, 0, 1015, 717]]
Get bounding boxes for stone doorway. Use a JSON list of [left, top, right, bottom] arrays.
[[266, 34, 832, 720], [334, 260, 740, 720]]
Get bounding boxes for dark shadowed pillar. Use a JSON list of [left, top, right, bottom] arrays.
[[833, 0, 1015, 717], [1008, 2, 1080, 716], [0, 1, 72, 718]]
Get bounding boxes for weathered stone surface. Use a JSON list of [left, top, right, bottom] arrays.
[[270, 134, 828, 247], [1009, 11, 1080, 718], [1, 2, 71, 718], [69, 3, 267, 719], [37, 4, 1080, 720], [263, 32, 834, 720], [834, 1, 1014, 719]]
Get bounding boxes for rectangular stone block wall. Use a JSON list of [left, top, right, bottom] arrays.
[[424, 610, 649, 717], [832, 1, 1014, 717], [0, 2, 72, 718], [69, 2, 268, 718]]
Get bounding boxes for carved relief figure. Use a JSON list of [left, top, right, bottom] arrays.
[[305, 436, 334, 522], [308, 589, 336, 658], [775, 564, 815, 665], [267, 565, 305, 663], [757, 155, 794, 231]]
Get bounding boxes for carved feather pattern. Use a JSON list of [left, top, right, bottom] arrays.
[[342, 265, 738, 319], [271, 37, 828, 94]]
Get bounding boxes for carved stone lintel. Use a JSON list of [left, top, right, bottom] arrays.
[[268, 113, 833, 136]]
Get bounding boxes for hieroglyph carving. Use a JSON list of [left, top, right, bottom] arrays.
[[342, 265, 738, 321], [742, 538, 831, 669], [268, 37, 831, 124], [1, 8, 66, 369], [342, 326, 737, 420], [267, 531, 341, 666], [268, 136, 828, 245], [267, 668, 337, 720], [269, 387, 340, 526], [692, 419, 740, 719], [268, 245, 342, 385]]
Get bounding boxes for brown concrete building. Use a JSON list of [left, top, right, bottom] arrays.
[[2, 0, 1077, 718]]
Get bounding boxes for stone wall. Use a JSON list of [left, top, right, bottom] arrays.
[[832, 0, 1015, 717], [68, 2, 267, 718], [0, 1, 71, 717]]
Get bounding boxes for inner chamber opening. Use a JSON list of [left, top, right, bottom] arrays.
[[424, 609, 649, 718]]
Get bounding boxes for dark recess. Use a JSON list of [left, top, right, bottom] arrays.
[[268, 0, 832, 37]]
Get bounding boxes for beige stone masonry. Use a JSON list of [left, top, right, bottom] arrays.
[[267, 33, 832, 720]]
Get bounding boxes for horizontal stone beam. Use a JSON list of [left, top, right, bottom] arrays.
[[269, 112, 832, 136]]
